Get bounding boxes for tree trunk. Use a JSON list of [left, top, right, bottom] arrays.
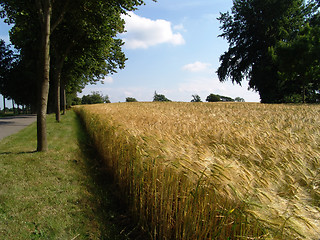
[[302, 86, 306, 103], [37, 0, 51, 152], [62, 84, 66, 115], [53, 56, 64, 122]]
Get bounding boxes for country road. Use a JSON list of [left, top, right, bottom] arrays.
[[0, 115, 37, 141]]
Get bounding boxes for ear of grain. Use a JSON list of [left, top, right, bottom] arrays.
[[74, 102, 320, 240]]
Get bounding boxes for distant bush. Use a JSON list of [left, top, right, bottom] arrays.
[[126, 97, 138, 102], [81, 91, 110, 104], [206, 93, 235, 102], [71, 97, 82, 106], [191, 94, 202, 102], [206, 94, 221, 102], [153, 91, 171, 102], [235, 97, 245, 102]]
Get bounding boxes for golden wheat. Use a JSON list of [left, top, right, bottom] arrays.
[[75, 102, 320, 240]]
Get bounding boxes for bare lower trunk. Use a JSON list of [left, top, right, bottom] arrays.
[[37, 1, 51, 152], [37, 77, 50, 151], [55, 82, 60, 122], [53, 56, 64, 122], [62, 85, 66, 115]]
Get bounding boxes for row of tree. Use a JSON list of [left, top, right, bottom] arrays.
[[153, 92, 243, 102], [70, 91, 245, 104], [218, 0, 320, 103], [152, 92, 245, 103], [0, 0, 151, 151]]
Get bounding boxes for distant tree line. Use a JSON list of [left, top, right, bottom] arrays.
[[64, 92, 244, 105], [190, 94, 245, 102]]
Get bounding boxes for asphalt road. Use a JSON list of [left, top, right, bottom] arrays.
[[0, 115, 37, 141]]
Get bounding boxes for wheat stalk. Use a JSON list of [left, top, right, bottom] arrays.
[[74, 102, 320, 239]]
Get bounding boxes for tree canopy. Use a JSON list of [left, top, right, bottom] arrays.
[[217, 0, 319, 103], [0, 39, 14, 99], [81, 91, 110, 105], [126, 97, 138, 102], [270, 19, 320, 102], [153, 91, 171, 102], [206, 94, 221, 102], [235, 97, 245, 102], [206, 94, 234, 102], [191, 94, 202, 102]]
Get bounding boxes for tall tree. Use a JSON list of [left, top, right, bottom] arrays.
[[1, 0, 149, 151], [217, 0, 305, 103], [50, 0, 127, 122], [35, 0, 51, 151], [1, 0, 69, 151]]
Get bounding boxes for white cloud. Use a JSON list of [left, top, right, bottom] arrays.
[[179, 76, 225, 93], [102, 76, 114, 84], [121, 12, 185, 49], [182, 61, 212, 72], [173, 24, 186, 31]]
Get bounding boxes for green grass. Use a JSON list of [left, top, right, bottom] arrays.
[[0, 111, 147, 239]]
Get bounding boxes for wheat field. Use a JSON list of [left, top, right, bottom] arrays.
[[74, 102, 320, 240]]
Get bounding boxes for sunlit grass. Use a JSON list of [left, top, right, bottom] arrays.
[[75, 102, 320, 240], [0, 111, 139, 239]]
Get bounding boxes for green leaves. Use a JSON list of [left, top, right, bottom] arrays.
[[272, 21, 320, 103], [81, 91, 110, 104], [153, 91, 171, 102], [1, 0, 148, 107], [217, 0, 314, 103]]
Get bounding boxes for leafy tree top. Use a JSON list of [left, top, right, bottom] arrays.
[[81, 91, 110, 104], [235, 97, 245, 102], [206, 94, 221, 102], [217, 0, 307, 103], [206, 94, 235, 102], [126, 97, 138, 102], [153, 91, 171, 102], [191, 94, 202, 102]]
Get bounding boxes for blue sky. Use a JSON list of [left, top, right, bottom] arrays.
[[0, 0, 260, 108]]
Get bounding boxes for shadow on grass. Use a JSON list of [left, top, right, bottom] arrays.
[[0, 151, 37, 155], [74, 113, 150, 240]]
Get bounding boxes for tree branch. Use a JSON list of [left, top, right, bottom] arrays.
[[51, 0, 71, 33], [35, 0, 44, 24]]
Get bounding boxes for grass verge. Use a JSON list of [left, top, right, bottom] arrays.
[[0, 111, 147, 239], [0, 112, 17, 118]]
